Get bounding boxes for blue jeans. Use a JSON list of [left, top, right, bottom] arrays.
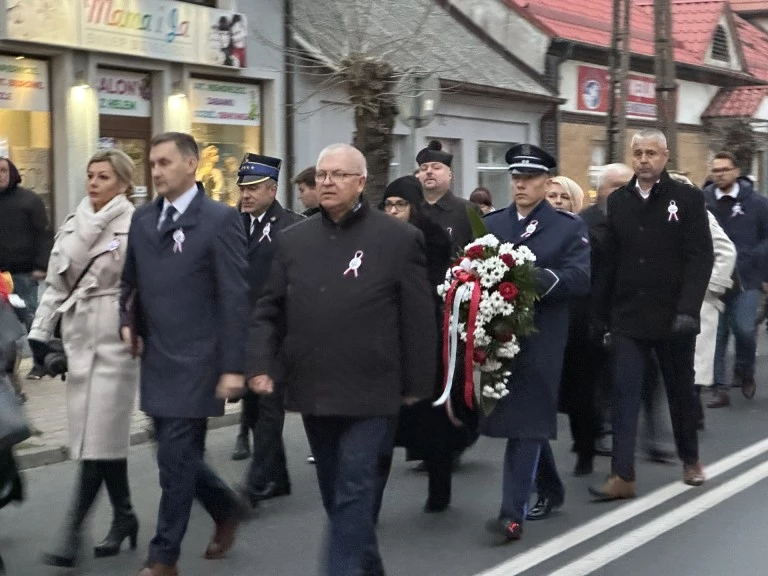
[[714, 288, 760, 388], [303, 415, 393, 576], [10, 273, 39, 331]]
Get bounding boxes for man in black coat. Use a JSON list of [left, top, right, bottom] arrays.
[[120, 132, 249, 576], [248, 144, 436, 576], [590, 129, 714, 501], [416, 140, 479, 254], [231, 153, 303, 504], [0, 157, 53, 382]]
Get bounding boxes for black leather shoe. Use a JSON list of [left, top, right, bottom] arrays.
[[424, 498, 449, 513], [573, 457, 593, 476], [231, 434, 250, 461], [742, 376, 756, 400], [525, 494, 564, 521], [595, 436, 612, 457], [250, 482, 291, 502], [485, 518, 523, 542], [646, 447, 675, 464]]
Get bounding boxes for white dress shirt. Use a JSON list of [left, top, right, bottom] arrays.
[[158, 184, 198, 229], [714, 182, 740, 200]]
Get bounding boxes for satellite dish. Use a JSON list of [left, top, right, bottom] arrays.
[[395, 68, 441, 129]]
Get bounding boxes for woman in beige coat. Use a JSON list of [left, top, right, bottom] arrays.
[[29, 149, 139, 568]]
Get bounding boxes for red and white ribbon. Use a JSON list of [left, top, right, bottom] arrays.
[[172, 229, 185, 253], [667, 201, 679, 222], [521, 219, 539, 238], [343, 251, 364, 278]]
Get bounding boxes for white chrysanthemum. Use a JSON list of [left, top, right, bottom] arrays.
[[512, 245, 537, 263], [497, 337, 521, 359], [480, 359, 503, 372]]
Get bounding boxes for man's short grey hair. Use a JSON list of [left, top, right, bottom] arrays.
[[316, 144, 368, 178], [631, 129, 668, 149], [597, 163, 633, 190]]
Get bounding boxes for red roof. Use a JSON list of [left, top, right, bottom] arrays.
[[735, 13, 768, 80], [702, 85, 768, 116], [729, 1, 768, 13]]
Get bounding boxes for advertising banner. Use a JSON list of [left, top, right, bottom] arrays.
[[190, 80, 260, 126], [0, 56, 49, 112], [577, 65, 657, 119], [97, 70, 152, 117]]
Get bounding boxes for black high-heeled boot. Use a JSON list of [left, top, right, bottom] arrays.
[[94, 459, 138, 558], [42, 460, 104, 567]]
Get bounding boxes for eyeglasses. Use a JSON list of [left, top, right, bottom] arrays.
[[315, 171, 362, 183], [383, 200, 410, 212]]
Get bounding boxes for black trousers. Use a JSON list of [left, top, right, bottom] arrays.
[[611, 334, 699, 480], [148, 417, 239, 566], [242, 389, 290, 493], [533, 440, 565, 500]]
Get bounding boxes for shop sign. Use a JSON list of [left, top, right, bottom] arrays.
[[3, 0, 247, 68], [577, 65, 657, 119], [0, 55, 49, 112], [97, 71, 152, 117], [190, 80, 260, 126]]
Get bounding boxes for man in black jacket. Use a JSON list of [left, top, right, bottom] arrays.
[[248, 144, 436, 576], [231, 153, 303, 505], [416, 140, 479, 254], [293, 165, 321, 217], [590, 129, 714, 500], [0, 157, 52, 383]]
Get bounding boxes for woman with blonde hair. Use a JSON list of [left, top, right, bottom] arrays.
[[30, 149, 139, 567], [546, 176, 585, 213]]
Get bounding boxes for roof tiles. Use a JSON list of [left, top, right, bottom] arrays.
[[702, 85, 768, 116]]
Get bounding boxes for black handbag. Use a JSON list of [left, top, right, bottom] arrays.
[[0, 375, 31, 452]]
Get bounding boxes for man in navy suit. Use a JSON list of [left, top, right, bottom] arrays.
[[120, 132, 249, 576]]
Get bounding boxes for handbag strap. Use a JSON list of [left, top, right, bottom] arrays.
[[64, 250, 109, 301]]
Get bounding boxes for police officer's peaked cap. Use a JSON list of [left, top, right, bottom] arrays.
[[416, 140, 453, 168], [237, 153, 282, 186], [505, 143, 556, 175]]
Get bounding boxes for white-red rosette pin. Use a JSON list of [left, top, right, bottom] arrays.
[[173, 229, 185, 253], [259, 222, 272, 243], [668, 201, 679, 222], [343, 250, 364, 278]]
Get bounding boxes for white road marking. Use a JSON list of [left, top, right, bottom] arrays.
[[474, 436, 768, 576], [549, 458, 768, 575]]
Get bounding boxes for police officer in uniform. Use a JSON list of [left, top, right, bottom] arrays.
[[590, 129, 713, 500], [416, 140, 479, 253], [234, 153, 304, 505], [481, 144, 591, 542]]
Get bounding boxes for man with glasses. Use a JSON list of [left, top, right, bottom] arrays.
[[704, 151, 768, 406], [247, 144, 436, 576], [231, 153, 303, 506], [416, 140, 479, 254]]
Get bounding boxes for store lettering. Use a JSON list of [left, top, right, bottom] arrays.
[[0, 92, 11, 100], [98, 77, 139, 96], [86, 0, 189, 41], [629, 78, 655, 99], [8, 80, 43, 89], [195, 82, 247, 94], [100, 98, 137, 111], [0, 64, 37, 75], [206, 97, 235, 106]]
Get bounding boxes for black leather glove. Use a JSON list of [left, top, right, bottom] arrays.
[[27, 338, 50, 369], [671, 314, 699, 335]]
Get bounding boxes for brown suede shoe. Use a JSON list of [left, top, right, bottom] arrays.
[[588, 475, 636, 501], [137, 563, 178, 576], [204, 516, 240, 560], [707, 390, 730, 408], [683, 463, 705, 486]]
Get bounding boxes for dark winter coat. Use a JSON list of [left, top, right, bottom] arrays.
[[703, 177, 768, 290], [248, 201, 437, 417], [120, 185, 249, 418], [243, 201, 304, 307], [479, 200, 591, 439], [594, 172, 714, 341], [0, 160, 52, 273], [421, 192, 480, 256]]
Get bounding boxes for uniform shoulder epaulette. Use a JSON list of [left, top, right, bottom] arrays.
[[483, 207, 506, 218]]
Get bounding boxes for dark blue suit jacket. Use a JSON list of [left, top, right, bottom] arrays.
[[480, 200, 591, 439], [120, 184, 249, 418]]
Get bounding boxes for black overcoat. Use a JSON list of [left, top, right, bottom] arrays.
[[594, 172, 714, 340], [421, 192, 479, 255], [247, 201, 437, 417]]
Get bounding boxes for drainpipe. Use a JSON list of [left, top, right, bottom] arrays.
[[283, 0, 296, 209]]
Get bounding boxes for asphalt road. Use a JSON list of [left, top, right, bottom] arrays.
[[3, 340, 768, 576]]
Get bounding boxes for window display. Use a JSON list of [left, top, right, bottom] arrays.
[[190, 79, 261, 206]]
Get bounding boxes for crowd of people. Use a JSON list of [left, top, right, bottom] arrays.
[[0, 126, 766, 576]]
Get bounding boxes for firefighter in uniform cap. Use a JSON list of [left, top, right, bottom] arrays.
[[232, 153, 304, 505], [481, 143, 591, 542], [416, 140, 480, 254]]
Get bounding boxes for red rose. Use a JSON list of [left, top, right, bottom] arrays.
[[497, 332, 514, 343], [499, 282, 519, 302], [500, 254, 516, 267], [473, 348, 488, 364], [466, 245, 485, 259]]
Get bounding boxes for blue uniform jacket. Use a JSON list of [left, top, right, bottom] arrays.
[[479, 200, 591, 439], [120, 184, 249, 418]]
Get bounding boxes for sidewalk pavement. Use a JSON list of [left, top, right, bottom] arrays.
[[13, 358, 242, 471]]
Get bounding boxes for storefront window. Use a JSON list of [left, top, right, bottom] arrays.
[[190, 79, 261, 206], [477, 141, 511, 209], [0, 55, 52, 215]]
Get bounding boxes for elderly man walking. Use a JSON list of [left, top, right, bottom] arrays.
[[248, 144, 436, 576]]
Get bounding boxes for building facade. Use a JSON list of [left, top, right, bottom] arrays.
[[0, 0, 286, 225]]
